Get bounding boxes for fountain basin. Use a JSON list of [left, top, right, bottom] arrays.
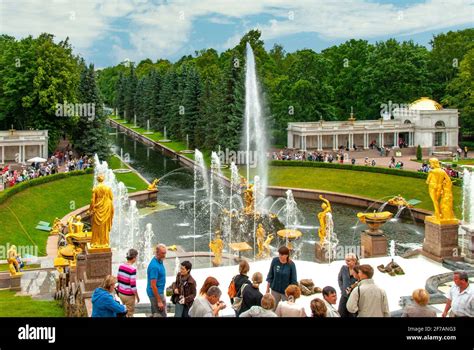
[[112, 168, 132, 174], [357, 211, 393, 235], [277, 229, 303, 250]]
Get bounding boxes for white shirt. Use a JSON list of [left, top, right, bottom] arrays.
[[323, 299, 340, 317], [449, 284, 474, 317], [188, 296, 214, 317]]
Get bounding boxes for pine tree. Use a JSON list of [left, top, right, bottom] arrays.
[[146, 71, 162, 129], [219, 55, 244, 150], [115, 72, 126, 118], [181, 67, 202, 148], [124, 64, 137, 122], [73, 63, 111, 160], [134, 78, 145, 126], [160, 70, 179, 138]]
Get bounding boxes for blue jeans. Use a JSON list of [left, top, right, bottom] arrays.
[[149, 294, 167, 317], [174, 303, 190, 317]]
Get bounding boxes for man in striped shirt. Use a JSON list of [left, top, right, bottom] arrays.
[[117, 248, 140, 317]]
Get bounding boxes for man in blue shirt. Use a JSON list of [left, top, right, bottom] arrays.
[[147, 244, 167, 317]]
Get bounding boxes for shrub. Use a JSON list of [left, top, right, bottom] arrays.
[[270, 160, 428, 179], [416, 145, 423, 161]]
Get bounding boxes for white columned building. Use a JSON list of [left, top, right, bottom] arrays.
[[0, 129, 49, 164], [287, 98, 459, 152]]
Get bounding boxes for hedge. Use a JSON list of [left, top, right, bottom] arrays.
[[269, 160, 463, 186], [0, 168, 93, 206]]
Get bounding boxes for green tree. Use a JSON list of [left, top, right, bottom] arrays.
[[181, 67, 202, 148], [363, 39, 433, 118], [124, 64, 137, 122], [429, 29, 474, 101], [0, 34, 80, 150], [442, 48, 474, 135], [73, 63, 110, 160]]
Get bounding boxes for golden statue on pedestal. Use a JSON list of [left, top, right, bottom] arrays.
[[256, 224, 266, 258], [67, 215, 86, 235], [262, 233, 274, 257], [147, 178, 160, 191], [317, 195, 332, 244], [209, 230, 224, 266], [50, 218, 63, 235], [7, 245, 23, 276], [244, 184, 255, 214], [54, 215, 92, 271], [89, 174, 114, 249], [426, 158, 458, 225]]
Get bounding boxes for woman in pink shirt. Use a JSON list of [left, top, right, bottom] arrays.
[[117, 249, 140, 317]]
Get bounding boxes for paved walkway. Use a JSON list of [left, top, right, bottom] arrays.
[[273, 148, 473, 172]]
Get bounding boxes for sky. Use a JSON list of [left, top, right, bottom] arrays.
[[1, 0, 473, 68]]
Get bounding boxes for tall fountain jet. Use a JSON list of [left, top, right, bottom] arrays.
[[462, 168, 474, 227], [244, 42, 268, 196]]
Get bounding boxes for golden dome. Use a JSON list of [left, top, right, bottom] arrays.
[[409, 97, 443, 111]]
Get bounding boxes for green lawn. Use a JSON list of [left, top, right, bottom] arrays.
[[0, 175, 94, 255], [111, 118, 199, 161], [411, 158, 474, 166], [108, 155, 149, 191], [455, 159, 474, 165], [0, 161, 147, 255], [0, 290, 64, 317], [267, 166, 462, 216], [0, 263, 40, 272]]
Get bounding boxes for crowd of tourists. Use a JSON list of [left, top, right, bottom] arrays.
[[0, 148, 92, 189], [272, 148, 351, 164], [91, 247, 474, 318]]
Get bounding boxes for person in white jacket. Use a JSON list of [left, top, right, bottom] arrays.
[[239, 293, 277, 317], [347, 264, 390, 317]]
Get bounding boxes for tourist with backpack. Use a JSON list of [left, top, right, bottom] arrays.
[[228, 260, 251, 315]]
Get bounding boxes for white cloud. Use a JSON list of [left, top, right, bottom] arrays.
[[1, 0, 472, 65], [0, 0, 135, 50]]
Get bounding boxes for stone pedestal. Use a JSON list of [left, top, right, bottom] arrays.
[[10, 274, 22, 291], [422, 220, 459, 259], [0, 273, 11, 289], [460, 225, 474, 264], [83, 245, 112, 296], [361, 232, 387, 258], [75, 253, 87, 284], [315, 242, 335, 263]]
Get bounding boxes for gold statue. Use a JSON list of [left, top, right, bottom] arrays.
[[89, 174, 114, 248], [67, 215, 85, 235], [167, 245, 178, 251], [426, 158, 457, 224], [50, 218, 63, 235], [317, 195, 332, 244], [262, 233, 274, 258], [7, 245, 22, 276], [244, 184, 255, 214], [209, 230, 224, 266], [256, 224, 266, 258], [387, 195, 412, 208], [147, 178, 160, 191], [239, 175, 248, 190]]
